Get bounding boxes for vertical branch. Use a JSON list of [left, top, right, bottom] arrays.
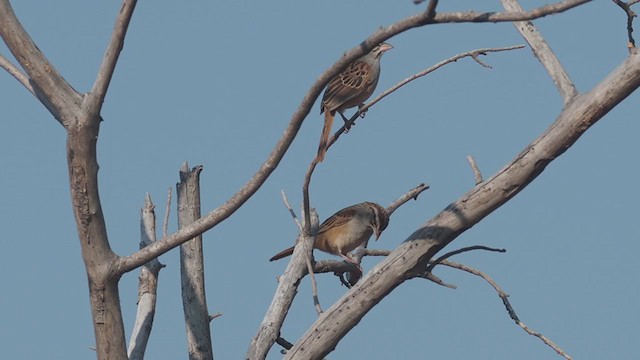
[[612, 0, 638, 53], [246, 209, 320, 359], [177, 163, 214, 360], [128, 194, 165, 360]]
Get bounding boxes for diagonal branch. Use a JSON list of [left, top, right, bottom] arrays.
[[0, 53, 34, 95], [0, 0, 82, 126], [364, 45, 525, 114], [325, 45, 525, 156], [115, 0, 593, 277], [128, 194, 165, 360], [500, 0, 578, 104], [84, 0, 138, 118], [439, 260, 572, 359], [285, 50, 640, 360]]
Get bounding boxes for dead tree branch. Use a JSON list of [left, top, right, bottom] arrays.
[[285, 52, 640, 360], [440, 260, 573, 359], [114, 0, 592, 275], [128, 194, 165, 360], [325, 45, 525, 157], [84, 0, 137, 118], [467, 155, 484, 184], [612, 0, 638, 52], [500, 0, 578, 104], [177, 163, 213, 360], [0, 53, 34, 95]]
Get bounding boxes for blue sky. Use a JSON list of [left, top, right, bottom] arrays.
[[1, 1, 639, 359]]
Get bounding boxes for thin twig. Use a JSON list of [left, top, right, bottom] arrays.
[[281, 190, 302, 231], [162, 187, 172, 238], [439, 260, 573, 360], [423, 272, 457, 289], [307, 254, 323, 315], [209, 312, 223, 322], [467, 155, 484, 184], [366, 46, 525, 114], [280, 191, 322, 314], [0, 53, 34, 95], [426, 245, 506, 272], [325, 45, 525, 153], [612, 0, 638, 52], [500, 0, 578, 104], [386, 183, 430, 216], [302, 157, 320, 235]]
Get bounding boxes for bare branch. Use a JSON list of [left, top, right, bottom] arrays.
[[281, 192, 322, 313], [209, 312, 223, 322], [0, 0, 82, 125], [84, 0, 137, 118], [302, 157, 320, 234], [162, 187, 172, 238], [128, 194, 164, 360], [500, 0, 578, 104], [371, 45, 524, 113], [425, 245, 506, 273], [386, 183, 430, 216], [467, 155, 484, 184], [440, 260, 573, 360], [612, 0, 638, 52], [116, 0, 593, 276], [280, 190, 302, 231], [286, 50, 640, 360], [247, 209, 319, 359], [0, 53, 34, 95], [326, 45, 525, 154], [177, 164, 213, 360], [421, 272, 457, 289], [307, 254, 323, 316]]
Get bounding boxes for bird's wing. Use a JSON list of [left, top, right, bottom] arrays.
[[317, 205, 358, 235], [321, 61, 371, 113]]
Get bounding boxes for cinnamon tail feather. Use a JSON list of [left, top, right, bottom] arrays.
[[269, 246, 295, 261], [316, 111, 334, 162]]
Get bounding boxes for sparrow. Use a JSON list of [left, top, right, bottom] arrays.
[[317, 42, 393, 162], [269, 202, 389, 268]]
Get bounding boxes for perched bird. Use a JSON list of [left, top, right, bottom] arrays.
[[269, 202, 389, 267], [317, 42, 393, 162]]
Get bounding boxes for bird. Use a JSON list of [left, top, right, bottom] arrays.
[[269, 202, 389, 269], [316, 42, 393, 162]]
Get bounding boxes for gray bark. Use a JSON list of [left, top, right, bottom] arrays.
[[178, 164, 214, 360]]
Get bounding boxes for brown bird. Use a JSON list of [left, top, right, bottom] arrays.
[[269, 202, 389, 267], [317, 42, 393, 162]]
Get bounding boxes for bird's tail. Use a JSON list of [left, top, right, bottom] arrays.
[[316, 111, 334, 162], [269, 246, 295, 261]]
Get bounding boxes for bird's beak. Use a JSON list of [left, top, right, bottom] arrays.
[[380, 43, 393, 53], [374, 228, 381, 241]]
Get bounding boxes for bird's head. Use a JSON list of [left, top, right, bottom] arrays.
[[366, 202, 389, 240]]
